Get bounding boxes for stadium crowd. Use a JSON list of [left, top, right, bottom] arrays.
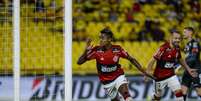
[[73, 0, 200, 41], [0, 0, 200, 42]]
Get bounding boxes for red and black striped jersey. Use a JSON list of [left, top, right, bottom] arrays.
[[153, 42, 181, 81], [86, 45, 129, 84]]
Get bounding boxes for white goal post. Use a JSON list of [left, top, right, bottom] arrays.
[[12, 0, 72, 101], [13, 0, 20, 101], [64, 0, 73, 101]]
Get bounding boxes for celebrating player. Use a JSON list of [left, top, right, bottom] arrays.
[[77, 27, 155, 101], [144, 30, 197, 101], [181, 27, 201, 101]]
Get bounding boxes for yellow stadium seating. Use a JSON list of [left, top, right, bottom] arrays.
[[0, 0, 200, 76]]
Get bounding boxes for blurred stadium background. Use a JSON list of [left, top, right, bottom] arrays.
[[0, 0, 200, 101]]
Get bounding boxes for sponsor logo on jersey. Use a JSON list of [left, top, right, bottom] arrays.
[[101, 65, 117, 72], [112, 48, 120, 53], [164, 62, 174, 68]]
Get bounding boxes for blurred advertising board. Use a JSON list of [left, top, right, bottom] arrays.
[[0, 76, 200, 101]]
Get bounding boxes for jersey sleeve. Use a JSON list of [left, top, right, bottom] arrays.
[[119, 47, 129, 59], [86, 47, 97, 60], [153, 47, 165, 60]]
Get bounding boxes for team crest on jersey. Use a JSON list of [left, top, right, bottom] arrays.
[[113, 55, 119, 62]]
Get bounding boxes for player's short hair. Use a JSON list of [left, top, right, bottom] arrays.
[[100, 27, 114, 39], [171, 30, 181, 35], [184, 27, 194, 33]]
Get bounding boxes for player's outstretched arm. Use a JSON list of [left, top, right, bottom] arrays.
[[146, 57, 156, 74], [127, 55, 155, 80], [144, 57, 156, 82], [77, 38, 93, 65], [179, 58, 197, 77]]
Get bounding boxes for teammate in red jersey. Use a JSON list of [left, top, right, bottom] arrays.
[[77, 28, 155, 101], [144, 31, 197, 101]]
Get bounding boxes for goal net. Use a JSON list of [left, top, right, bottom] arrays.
[[0, 0, 13, 100], [0, 0, 68, 101], [20, 0, 64, 101]]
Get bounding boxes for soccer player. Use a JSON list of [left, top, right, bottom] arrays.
[[144, 30, 197, 101], [181, 27, 201, 101], [77, 28, 155, 101]]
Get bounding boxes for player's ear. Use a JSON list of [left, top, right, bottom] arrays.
[[109, 38, 113, 42]]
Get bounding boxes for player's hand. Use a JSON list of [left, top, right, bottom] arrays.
[[147, 74, 156, 80], [85, 38, 93, 51], [188, 69, 198, 78], [144, 72, 156, 80], [143, 76, 150, 82]]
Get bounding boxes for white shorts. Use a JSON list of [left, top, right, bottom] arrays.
[[102, 75, 128, 99], [153, 75, 181, 95]]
